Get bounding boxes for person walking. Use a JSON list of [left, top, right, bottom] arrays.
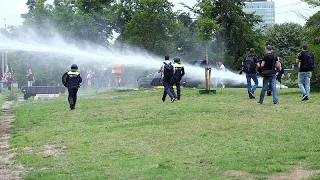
[[158, 55, 176, 103], [65, 64, 82, 110], [172, 57, 185, 100], [258, 46, 281, 105], [242, 48, 260, 99], [296, 44, 314, 101]]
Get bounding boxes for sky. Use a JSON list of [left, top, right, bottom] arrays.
[[0, 0, 319, 28]]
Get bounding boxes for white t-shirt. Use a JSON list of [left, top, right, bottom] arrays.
[[218, 64, 226, 71]]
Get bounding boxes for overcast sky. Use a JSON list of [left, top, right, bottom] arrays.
[[0, 0, 319, 28]]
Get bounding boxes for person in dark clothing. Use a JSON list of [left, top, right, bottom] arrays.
[[258, 46, 281, 105], [27, 69, 34, 86], [172, 57, 185, 100], [242, 48, 260, 99], [158, 55, 176, 103], [66, 64, 82, 110], [296, 44, 314, 101]]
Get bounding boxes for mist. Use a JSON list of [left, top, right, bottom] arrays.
[[0, 28, 281, 88]]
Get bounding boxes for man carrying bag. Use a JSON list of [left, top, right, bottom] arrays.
[[258, 46, 282, 105]]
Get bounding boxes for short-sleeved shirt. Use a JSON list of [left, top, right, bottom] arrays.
[[217, 64, 226, 71], [262, 53, 278, 73], [298, 51, 313, 72]]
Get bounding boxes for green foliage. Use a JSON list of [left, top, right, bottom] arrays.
[[303, 12, 320, 90], [9, 52, 70, 88], [265, 23, 303, 68], [193, 0, 264, 68], [6, 92, 18, 101], [302, 0, 320, 6], [123, 0, 176, 55]]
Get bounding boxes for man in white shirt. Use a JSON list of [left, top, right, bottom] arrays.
[[217, 61, 226, 89]]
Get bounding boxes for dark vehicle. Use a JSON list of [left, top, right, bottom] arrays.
[[137, 60, 207, 88], [136, 60, 248, 88]]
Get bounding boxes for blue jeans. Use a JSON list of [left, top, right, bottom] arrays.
[[298, 72, 312, 96], [246, 73, 258, 96], [162, 78, 176, 100], [259, 74, 278, 104]]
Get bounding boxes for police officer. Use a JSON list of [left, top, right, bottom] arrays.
[[66, 64, 82, 110], [173, 57, 185, 100]]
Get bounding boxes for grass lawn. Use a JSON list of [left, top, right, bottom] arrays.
[[9, 88, 320, 179]]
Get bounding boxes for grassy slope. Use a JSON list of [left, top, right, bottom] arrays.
[[9, 88, 320, 179]]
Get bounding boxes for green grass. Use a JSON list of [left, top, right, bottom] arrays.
[[9, 88, 320, 179]]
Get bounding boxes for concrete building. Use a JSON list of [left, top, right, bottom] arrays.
[[244, 0, 275, 28]]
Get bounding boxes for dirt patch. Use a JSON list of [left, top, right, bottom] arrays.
[[0, 101, 26, 180], [39, 144, 68, 158], [225, 170, 255, 179], [269, 167, 320, 180]]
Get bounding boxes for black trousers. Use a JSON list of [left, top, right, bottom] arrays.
[[162, 78, 176, 101], [173, 80, 181, 100], [68, 88, 78, 109]]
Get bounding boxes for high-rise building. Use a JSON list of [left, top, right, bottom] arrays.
[[243, 0, 275, 27]]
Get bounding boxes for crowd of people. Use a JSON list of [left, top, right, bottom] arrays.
[[242, 44, 314, 104], [80, 65, 123, 90], [0, 72, 15, 94], [63, 44, 314, 109]]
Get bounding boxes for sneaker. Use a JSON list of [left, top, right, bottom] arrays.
[[162, 99, 165, 102], [171, 98, 176, 103], [302, 94, 308, 101], [249, 92, 255, 99], [257, 101, 262, 105]]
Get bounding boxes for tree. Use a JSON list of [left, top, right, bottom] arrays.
[[265, 23, 303, 68], [123, 0, 177, 55], [196, 0, 220, 41], [302, 0, 320, 6], [193, 0, 263, 68], [304, 11, 320, 90]]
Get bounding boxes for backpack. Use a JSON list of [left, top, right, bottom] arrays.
[[163, 62, 174, 78], [303, 51, 315, 70], [243, 56, 256, 73]]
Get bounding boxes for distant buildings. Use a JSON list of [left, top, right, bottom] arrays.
[[244, 0, 275, 28]]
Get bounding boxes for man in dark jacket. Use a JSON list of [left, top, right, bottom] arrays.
[[66, 64, 82, 110], [158, 55, 176, 103], [296, 44, 314, 101], [173, 57, 185, 100], [242, 48, 260, 99]]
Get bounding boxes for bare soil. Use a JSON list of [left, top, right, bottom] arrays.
[[0, 102, 26, 180], [225, 167, 320, 180], [269, 167, 320, 180]]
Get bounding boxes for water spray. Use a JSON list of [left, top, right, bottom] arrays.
[[0, 30, 286, 89]]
